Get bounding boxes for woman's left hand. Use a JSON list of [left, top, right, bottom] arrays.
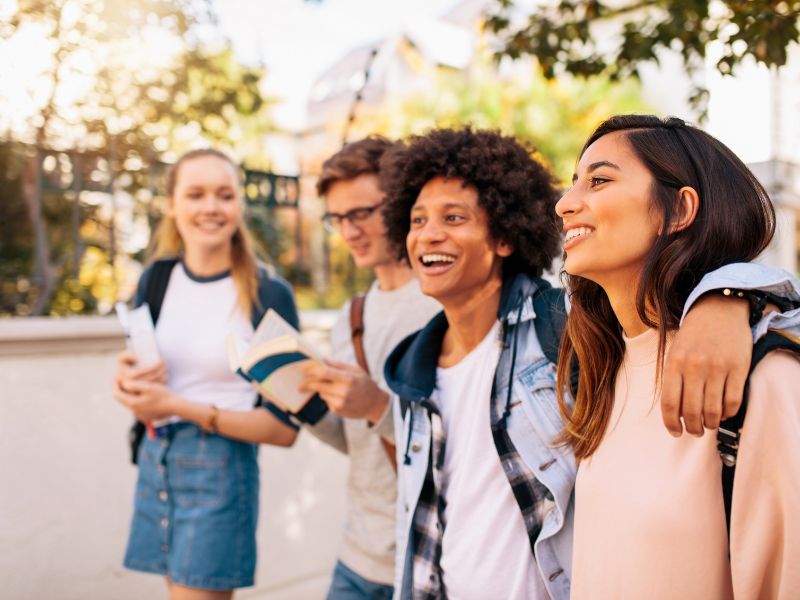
[[113, 378, 177, 422]]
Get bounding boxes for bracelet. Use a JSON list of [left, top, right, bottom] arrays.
[[717, 288, 782, 327], [203, 405, 219, 433]]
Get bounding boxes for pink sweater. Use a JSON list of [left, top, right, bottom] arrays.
[[571, 329, 800, 599]]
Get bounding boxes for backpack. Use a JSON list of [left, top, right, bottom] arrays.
[[127, 259, 178, 464], [127, 258, 279, 463], [532, 285, 579, 391], [717, 330, 800, 536]]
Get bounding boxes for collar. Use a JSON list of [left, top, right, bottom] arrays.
[[383, 271, 550, 401]]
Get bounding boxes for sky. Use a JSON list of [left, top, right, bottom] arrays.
[[212, 0, 462, 131]]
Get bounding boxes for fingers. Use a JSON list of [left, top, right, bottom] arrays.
[[678, 357, 706, 436], [112, 381, 139, 409], [117, 351, 137, 366], [701, 367, 726, 431], [129, 359, 167, 383], [721, 367, 747, 421], [300, 378, 345, 401], [323, 358, 364, 373], [302, 362, 353, 385], [120, 378, 150, 394], [660, 352, 684, 437]]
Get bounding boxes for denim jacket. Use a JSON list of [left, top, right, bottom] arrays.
[[384, 263, 800, 600]]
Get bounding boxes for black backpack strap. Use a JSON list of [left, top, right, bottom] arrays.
[[532, 286, 565, 366], [532, 285, 579, 390], [718, 331, 800, 535], [141, 258, 179, 322], [128, 258, 177, 465]]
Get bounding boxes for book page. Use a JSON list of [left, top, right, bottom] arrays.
[[252, 359, 316, 413], [116, 302, 160, 368], [251, 309, 323, 360]]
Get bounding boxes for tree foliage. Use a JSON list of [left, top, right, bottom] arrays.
[[0, 0, 280, 316], [486, 0, 800, 113], [357, 45, 650, 184]]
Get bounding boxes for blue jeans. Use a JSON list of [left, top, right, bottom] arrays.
[[326, 561, 393, 600]]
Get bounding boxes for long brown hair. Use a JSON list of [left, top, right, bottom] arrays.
[[149, 148, 261, 316], [556, 115, 775, 460]]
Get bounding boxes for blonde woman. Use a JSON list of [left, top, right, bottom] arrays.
[[114, 149, 298, 600]]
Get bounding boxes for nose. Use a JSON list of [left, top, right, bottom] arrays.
[[340, 217, 362, 241], [416, 219, 446, 244], [200, 194, 221, 213], [555, 187, 581, 219]]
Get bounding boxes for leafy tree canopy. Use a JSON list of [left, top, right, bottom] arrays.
[[486, 0, 800, 113]]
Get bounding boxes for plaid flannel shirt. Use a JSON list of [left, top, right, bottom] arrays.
[[408, 358, 550, 599]]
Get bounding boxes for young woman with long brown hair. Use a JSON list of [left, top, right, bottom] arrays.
[[555, 115, 800, 598], [113, 148, 299, 600]]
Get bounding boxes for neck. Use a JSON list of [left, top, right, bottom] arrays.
[[373, 260, 415, 291], [182, 245, 232, 277], [438, 275, 503, 368], [602, 277, 650, 337]]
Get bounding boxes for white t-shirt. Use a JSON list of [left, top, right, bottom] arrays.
[[436, 321, 548, 600], [320, 277, 441, 584], [155, 263, 257, 416]]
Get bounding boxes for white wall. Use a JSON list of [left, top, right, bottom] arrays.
[[0, 314, 347, 600]]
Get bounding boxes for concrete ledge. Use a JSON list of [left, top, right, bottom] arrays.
[[0, 310, 339, 358], [0, 316, 126, 357]]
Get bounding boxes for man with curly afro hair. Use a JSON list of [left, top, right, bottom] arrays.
[[380, 127, 571, 600], [379, 126, 778, 600]]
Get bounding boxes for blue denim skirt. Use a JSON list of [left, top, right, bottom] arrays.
[[123, 423, 259, 590]]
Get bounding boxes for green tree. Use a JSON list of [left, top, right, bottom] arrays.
[[357, 45, 649, 184], [0, 0, 275, 315], [486, 0, 800, 115]]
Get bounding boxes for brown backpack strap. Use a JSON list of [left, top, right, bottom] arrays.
[[349, 292, 397, 472], [349, 293, 369, 375]]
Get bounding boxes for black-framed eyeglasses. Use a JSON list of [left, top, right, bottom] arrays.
[[322, 200, 385, 233]]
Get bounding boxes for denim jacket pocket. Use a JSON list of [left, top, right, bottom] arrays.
[[517, 360, 564, 434]]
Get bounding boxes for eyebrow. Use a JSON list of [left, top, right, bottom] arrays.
[[571, 160, 622, 184], [411, 200, 469, 211]]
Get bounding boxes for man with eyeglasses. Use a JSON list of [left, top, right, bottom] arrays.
[[275, 137, 440, 599]]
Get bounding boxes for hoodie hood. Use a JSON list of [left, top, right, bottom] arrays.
[[383, 272, 550, 403]]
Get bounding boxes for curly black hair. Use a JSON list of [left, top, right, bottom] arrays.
[[380, 127, 562, 277]]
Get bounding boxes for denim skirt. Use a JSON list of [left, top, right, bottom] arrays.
[[123, 422, 259, 590]]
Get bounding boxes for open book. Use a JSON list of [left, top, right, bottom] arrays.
[[227, 309, 323, 414]]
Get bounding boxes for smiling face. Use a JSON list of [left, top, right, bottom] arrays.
[[555, 131, 663, 291], [406, 176, 511, 307], [325, 174, 396, 270], [169, 154, 243, 257]]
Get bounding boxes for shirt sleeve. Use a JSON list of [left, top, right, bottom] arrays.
[[306, 410, 348, 454], [680, 263, 800, 324], [730, 350, 800, 598]]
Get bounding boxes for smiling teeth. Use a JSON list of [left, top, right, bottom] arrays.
[[421, 254, 455, 265], [565, 227, 593, 242]]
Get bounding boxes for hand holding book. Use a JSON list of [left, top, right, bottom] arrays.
[[227, 309, 324, 413]]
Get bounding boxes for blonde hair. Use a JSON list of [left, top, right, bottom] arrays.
[[149, 148, 261, 316]]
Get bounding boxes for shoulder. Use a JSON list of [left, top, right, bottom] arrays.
[[749, 349, 800, 394], [746, 349, 800, 431], [255, 263, 299, 327], [134, 258, 179, 307], [257, 267, 293, 300]]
